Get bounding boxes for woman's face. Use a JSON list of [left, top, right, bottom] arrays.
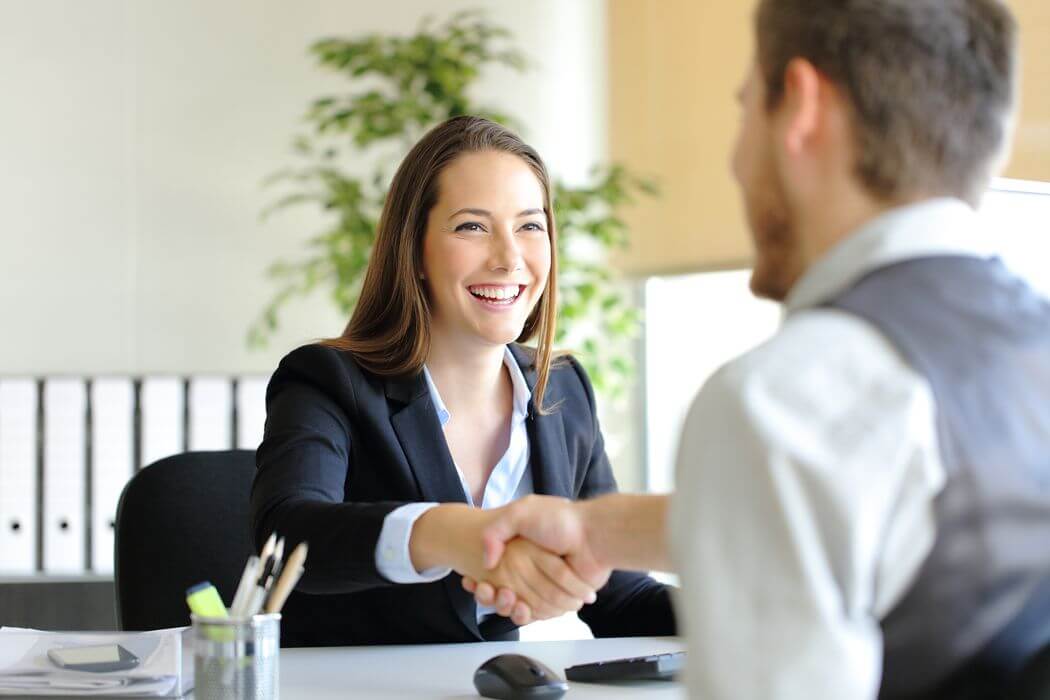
[[422, 150, 552, 351]]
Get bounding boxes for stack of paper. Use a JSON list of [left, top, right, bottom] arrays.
[[0, 627, 192, 697]]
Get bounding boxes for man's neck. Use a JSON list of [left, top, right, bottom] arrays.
[[795, 187, 925, 273]]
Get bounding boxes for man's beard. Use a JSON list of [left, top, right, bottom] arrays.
[[746, 175, 799, 302]]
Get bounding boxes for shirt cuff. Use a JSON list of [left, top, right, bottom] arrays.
[[375, 502, 453, 584]]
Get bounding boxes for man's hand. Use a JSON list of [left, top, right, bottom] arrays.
[[457, 537, 596, 625], [480, 495, 609, 582], [462, 493, 673, 622], [409, 503, 599, 625], [460, 495, 612, 623]]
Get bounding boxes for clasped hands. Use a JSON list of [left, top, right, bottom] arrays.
[[458, 495, 610, 626]]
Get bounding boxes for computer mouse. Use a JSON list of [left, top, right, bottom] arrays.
[[473, 653, 569, 699]]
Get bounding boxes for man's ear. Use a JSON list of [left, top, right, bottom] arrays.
[[779, 58, 824, 156]]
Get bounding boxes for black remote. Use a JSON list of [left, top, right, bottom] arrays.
[[564, 651, 685, 683]]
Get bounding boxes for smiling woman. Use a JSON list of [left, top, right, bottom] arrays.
[[422, 151, 552, 390], [249, 116, 676, 647]]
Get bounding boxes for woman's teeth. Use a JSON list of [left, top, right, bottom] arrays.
[[469, 285, 521, 304]]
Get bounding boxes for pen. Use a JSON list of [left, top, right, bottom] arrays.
[[271, 537, 286, 580], [265, 542, 308, 614], [229, 555, 259, 618], [233, 533, 277, 618], [258, 533, 277, 571], [245, 550, 279, 617]]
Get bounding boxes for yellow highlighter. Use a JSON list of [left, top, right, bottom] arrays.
[[186, 581, 229, 619], [187, 582, 234, 644]]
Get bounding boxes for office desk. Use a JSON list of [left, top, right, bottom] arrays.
[[278, 637, 686, 699]]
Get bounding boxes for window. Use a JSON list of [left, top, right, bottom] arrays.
[[644, 179, 1050, 490]]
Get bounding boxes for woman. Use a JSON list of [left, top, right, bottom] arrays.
[[251, 116, 675, 646]]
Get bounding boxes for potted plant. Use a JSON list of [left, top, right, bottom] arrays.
[[250, 10, 655, 399]]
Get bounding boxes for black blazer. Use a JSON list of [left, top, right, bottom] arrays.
[[251, 343, 676, 647]]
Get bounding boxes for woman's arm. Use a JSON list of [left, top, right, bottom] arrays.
[[251, 378, 414, 594], [252, 347, 598, 615]]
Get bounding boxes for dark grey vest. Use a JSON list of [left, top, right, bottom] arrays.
[[829, 256, 1050, 700]]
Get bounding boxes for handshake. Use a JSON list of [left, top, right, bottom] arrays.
[[409, 493, 669, 626]]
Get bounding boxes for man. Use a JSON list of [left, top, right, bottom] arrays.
[[465, 0, 1050, 697]]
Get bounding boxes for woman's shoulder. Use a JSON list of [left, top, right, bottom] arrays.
[[276, 342, 363, 378], [270, 343, 376, 409], [509, 344, 596, 411]]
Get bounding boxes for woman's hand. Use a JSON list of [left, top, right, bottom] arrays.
[[460, 537, 596, 624], [409, 504, 596, 625], [462, 576, 533, 624]]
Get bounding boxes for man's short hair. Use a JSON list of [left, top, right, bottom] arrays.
[[755, 0, 1018, 205]]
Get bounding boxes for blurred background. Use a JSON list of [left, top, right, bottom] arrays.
[[1, 0, 1047, 637]]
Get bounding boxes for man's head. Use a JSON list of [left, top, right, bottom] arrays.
[[732, 0, 1018, 300]]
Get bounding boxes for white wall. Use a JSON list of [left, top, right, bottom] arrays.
[[0, 0, 608, 375]]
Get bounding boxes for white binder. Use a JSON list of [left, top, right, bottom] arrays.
[[235, 377, 268, 450], [141, 377, 184, 469], [43, 378, 87, 574], [90, 378, 133, 574], [0, 379, 39, 575], [188, 377, 232, 451]]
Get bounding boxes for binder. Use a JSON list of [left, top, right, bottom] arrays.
[[188, 377, 232, 451], [235, 377, 268, 450], [90, 378, 134, 574], [0, 379, 39, 575], [141, 378, 184, 469], [43, 378, 87, 574]]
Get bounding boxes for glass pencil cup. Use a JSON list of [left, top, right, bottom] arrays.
[[192, 613, 281, 700]]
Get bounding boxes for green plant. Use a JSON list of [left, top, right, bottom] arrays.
[[250, 10, 656, 399]]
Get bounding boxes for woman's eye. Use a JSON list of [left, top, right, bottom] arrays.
[[521, 222, 545, 232], [454, 222, 487, 233]]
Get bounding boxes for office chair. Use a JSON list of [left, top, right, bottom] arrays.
[[114, 450, 257, 631]]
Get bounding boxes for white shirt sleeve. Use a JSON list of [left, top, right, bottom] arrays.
[[670, 309, 945, 700], [375, 502, 453, 584]]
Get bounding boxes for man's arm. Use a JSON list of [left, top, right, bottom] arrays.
[[479, 493, 671, 574], [465, 493, 671, 625]]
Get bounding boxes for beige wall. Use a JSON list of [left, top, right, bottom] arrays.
[[1006, 1, 1050, 182], [608, 0, 1050, 276], [608, 1, 754, 276]]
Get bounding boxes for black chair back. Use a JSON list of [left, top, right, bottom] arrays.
[[114, 450, 256, 630]]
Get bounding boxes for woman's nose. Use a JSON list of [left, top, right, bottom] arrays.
[[489, 229, 524, 272]]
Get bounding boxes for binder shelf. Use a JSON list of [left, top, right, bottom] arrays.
[[0, 375, 268, 576]]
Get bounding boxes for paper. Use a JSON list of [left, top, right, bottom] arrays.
[[0, 627, 191, 697]]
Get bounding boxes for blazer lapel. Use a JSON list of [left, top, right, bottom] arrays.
[[386, 374, 468, 506], [508, 346, 574, 500], [527, 408, 573, 499], [385, 373, 481, 640]]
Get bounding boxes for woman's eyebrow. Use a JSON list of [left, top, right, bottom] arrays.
[[449, 207, 492, 219], [448, 207, 544, 219]]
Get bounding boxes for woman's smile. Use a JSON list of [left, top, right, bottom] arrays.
[[467, 284, 527, 310]]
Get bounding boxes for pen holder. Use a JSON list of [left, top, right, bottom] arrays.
[[192, 613, 280, 700]]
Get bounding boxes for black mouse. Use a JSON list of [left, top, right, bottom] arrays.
[[473, 653, 569, 699]]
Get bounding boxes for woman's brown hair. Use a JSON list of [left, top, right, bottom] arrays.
[[322, 116, 560, 412]]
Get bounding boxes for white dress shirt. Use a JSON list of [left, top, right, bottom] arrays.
[[374, 346, 533, 622], [670, 198, 996, 699]]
